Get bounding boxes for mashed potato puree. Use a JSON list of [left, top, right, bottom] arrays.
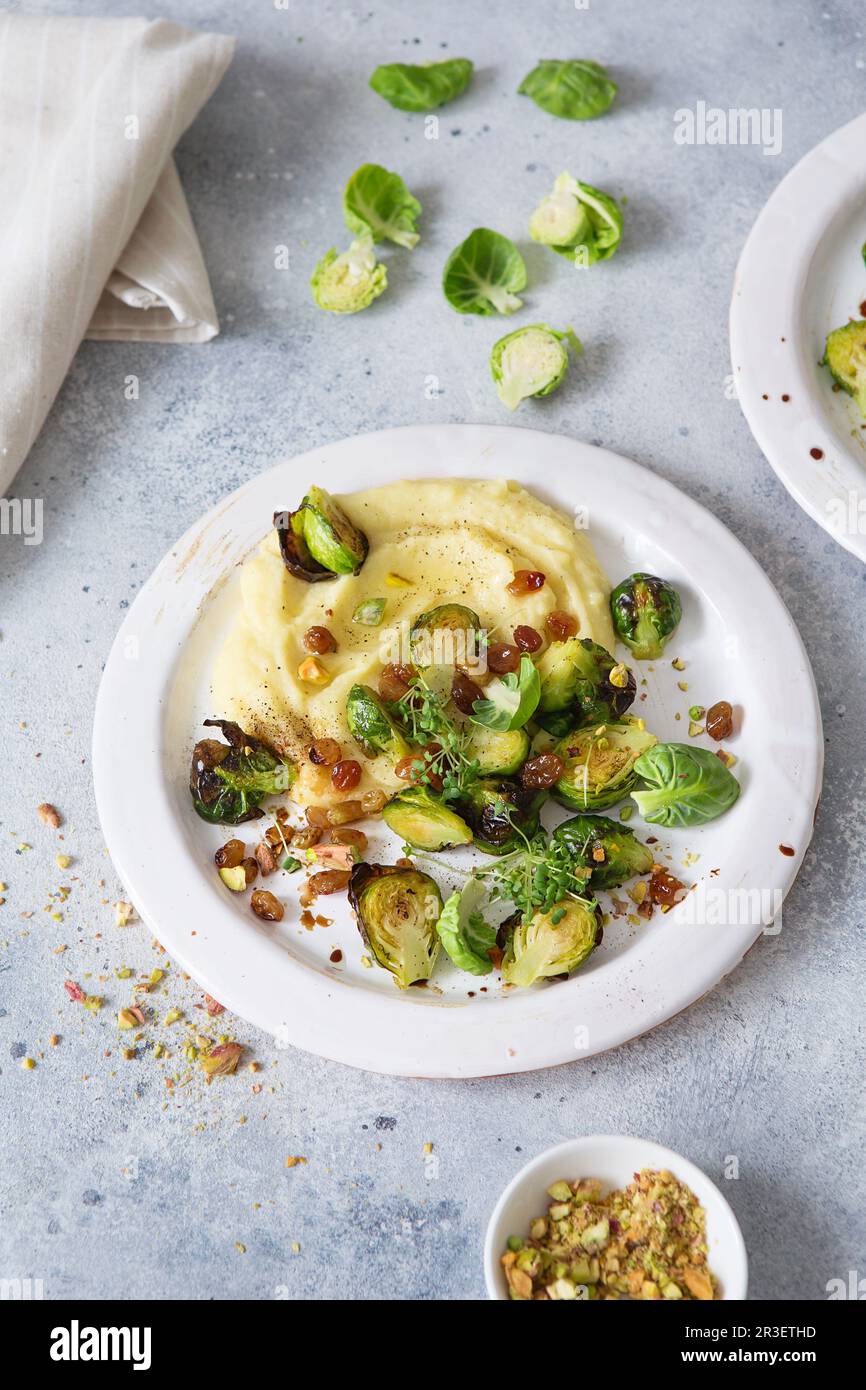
[[211, 478, 615, 807]]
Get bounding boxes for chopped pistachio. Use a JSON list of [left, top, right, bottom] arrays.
[[688, 705, 704, 720], [619, 805, 634, 822], [671, 657, 686, 671], [219, 865, 247, 892], [163, 1008, 183, 1025], [114, 901, 135, 927], [688, 720, 704, 737], [385, 571, 413, 588], [677, 680, 689, 693], [55, 854, 71, 870], [21, 1056, 36, 1070], [297, 656, 330, 684]]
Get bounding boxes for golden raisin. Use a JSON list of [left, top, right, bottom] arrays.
[[331, 759, 362, 792], [513, 624, 542, 653], [378, 663, 414, 702], [330, 828, 368, 852], [250, 890, 284, 921], [486, 643, 521, 674], [520, 753, 564, 789], [705, 700, 734, 741], [452, 670, 483, 713], [360, 788, 387, 816], [214, 839, 245, 869], [303, 626, 336, 654], [506, 569, 546, 596], [309, 738, 342, 765], [326, 801, 364, 826], [546, 610, 578, 640], [308, 869, 352, 896]]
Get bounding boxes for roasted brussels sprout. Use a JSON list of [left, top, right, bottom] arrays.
[[348, 862, 442, 989], [552, 813, 653, 890], [295, 486, 368, 576], [500, 898, 601, 987], [410, 602, 482, 669], [274, 508, 333, 583], [346, 684, 410, 761], [537, 637, 636, 731], [463, 724, 530, 777], [458, 778, 546, 855], [381, 786, 474, 851], [552, 721, 657, 812], [190, 719, 295, 825], [610, 573, 682, 661], [823, 319, 866, 417]]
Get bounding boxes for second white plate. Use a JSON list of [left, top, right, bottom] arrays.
[[92, 425, 823, 1077], [730, 111, 866, 563]]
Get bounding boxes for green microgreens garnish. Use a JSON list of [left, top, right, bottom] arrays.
[[473, 801, 596, 922], [392, 670, 481, 801]]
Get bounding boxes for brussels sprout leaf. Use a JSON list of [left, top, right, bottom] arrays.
[[631, 744, 740, 827], [518, 59, 617, 121], [343, 164, 422, 249], [442, 228, 527, 315], [436, 880, 496, 976], [369, 58, 473, 112], [471, 656, 541, 731]]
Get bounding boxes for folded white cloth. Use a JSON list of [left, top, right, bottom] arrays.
[[0, 14, 235, 494]]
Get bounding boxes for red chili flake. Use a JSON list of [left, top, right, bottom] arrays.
[[329, 949, 343, 964], [64, 980, 85, 1002], [810, 447, 824, 461], [779, 844, 795, 857], [204, 994, 225, 1016]]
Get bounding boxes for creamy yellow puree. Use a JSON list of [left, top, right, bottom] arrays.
[[211, 478, 614, 807]]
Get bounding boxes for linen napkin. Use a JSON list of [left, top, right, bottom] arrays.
[[0, 14, 235, 495]]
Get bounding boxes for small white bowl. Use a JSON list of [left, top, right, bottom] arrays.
[[484, 1135, 748, 1301]]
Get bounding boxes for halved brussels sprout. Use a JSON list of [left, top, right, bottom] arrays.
[[295, 486, 368, 576], [823, 319, 866, 417], [552, 721, 657, 812], [274, 508, 333, 583], [552, 813, 653, 890], [382, 787, 474, 851], [463, 724, 530, 776], [537, 637, 636, 729], [190, 719, 295, 825], [609, 573, 682, 661], [346, 684, 411, 761], [348, 863, 442, 989], [410, 602, 482, 669], [458, 777, 545, 855], [501, 898, 601, 987], [310, 236, 387, 314]]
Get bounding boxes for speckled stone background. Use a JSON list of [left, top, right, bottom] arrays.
[[1, 0, 865, 1302]]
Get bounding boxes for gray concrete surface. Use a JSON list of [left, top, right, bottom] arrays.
[[1, 0, 865, 1302]]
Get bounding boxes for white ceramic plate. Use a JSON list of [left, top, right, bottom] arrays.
[[483, 1135, 748, 1300], [730, 112, 866, 563], [92, 425, 822, 1078]]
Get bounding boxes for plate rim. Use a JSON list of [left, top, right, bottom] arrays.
[[729, 110, 866, 564], [92, 423, 824, 1078]]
